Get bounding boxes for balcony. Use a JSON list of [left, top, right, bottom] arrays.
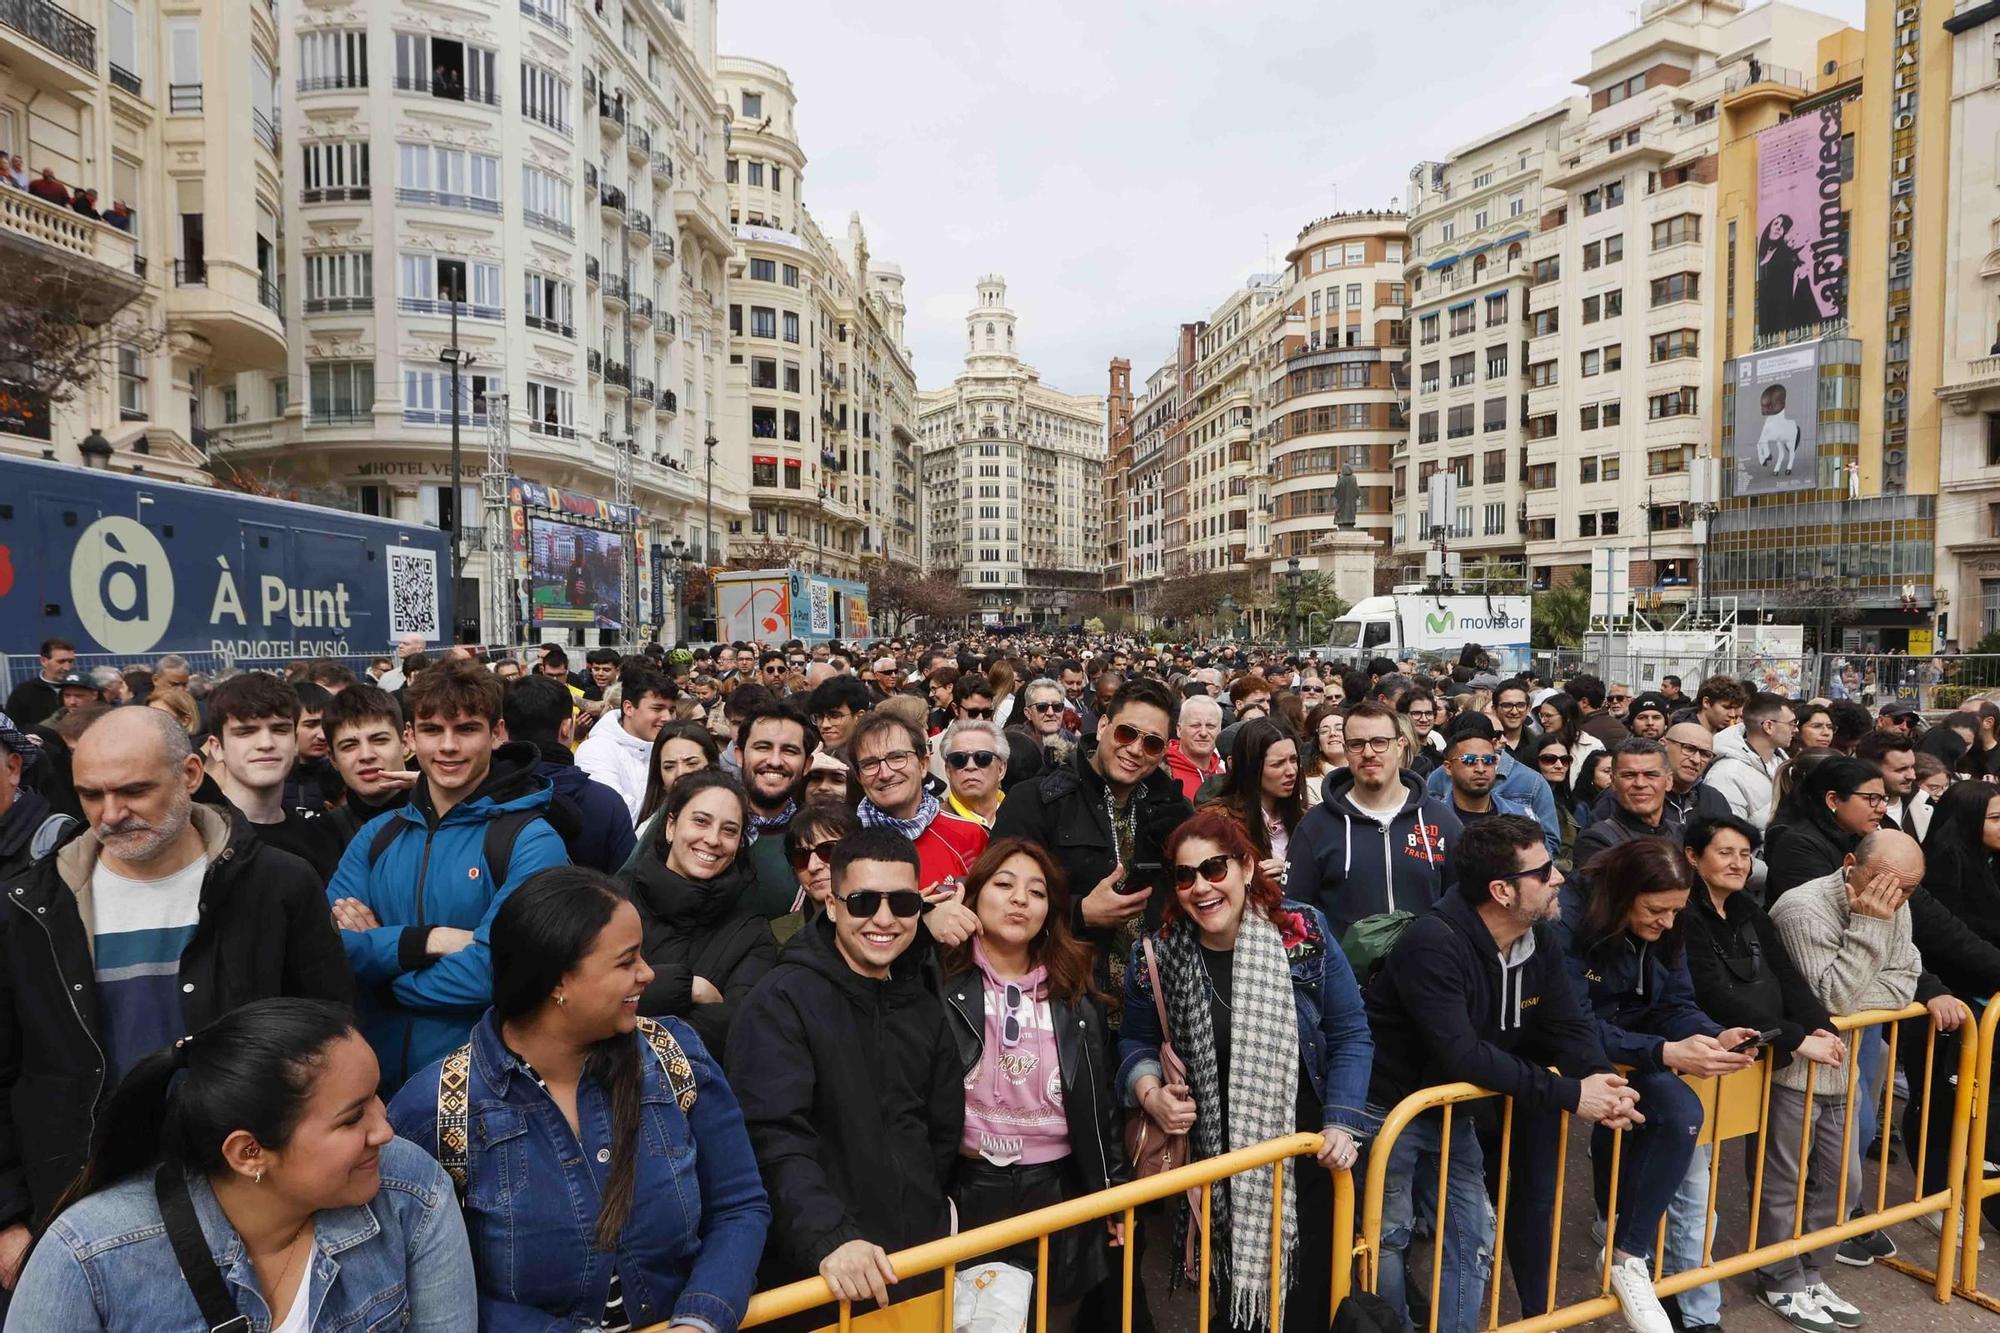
[[1938, 354, 2000, 410], [167, 259, 286, 373], [108, 63, 140, 96], [598, 91, 625, 129], [252, 109, 279, 153], [584, 255, 599, 285], [655, 234, 675, 264], [651, 151, 673, 182], [0, 0, 96, 91], [605, 361, 630, 390], [656, 313, 677, 339], [169, 83, 203, 114], [0, 189, 142, 324], [599, 182, 626, 215], [587, 348, 603, 377], [631, 294, 653, 324], [633, 376, 656, 403], [657, 389, 677, 414], [601, 273, 628, 305], [302, 295, 373, 315], [524, 312, 574, 338], [626, 125, 650, 159], [518, 0, 570, 38]]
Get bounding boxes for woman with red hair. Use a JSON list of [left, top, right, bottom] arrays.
[[1117, 810, 1373, 1333]]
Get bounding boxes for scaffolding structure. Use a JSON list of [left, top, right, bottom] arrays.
[[482, 395, 514, 646]]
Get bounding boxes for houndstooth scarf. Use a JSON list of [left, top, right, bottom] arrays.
[[745, 797, 797, 846], [857, 792, 940, 841], [1155, 909, 1299, 1330]]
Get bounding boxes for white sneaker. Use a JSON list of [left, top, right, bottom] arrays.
[[1759, 1287, 1838, 1333], [1917, 1209, 1985, 1251], [1607, 1254, 1673, 1333], [1805, 1282, 1864, 1329]]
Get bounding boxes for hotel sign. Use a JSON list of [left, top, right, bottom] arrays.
[[1881, 1, 1923, 494]]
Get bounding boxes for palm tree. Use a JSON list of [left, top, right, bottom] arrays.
[[1533, 581, 1591, 649]]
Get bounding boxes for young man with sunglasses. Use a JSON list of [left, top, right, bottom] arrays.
[[728, 828, 963, 1324], [991, 677, 1192, 988], [1437, 715, 1534, 832], [929, 674, 998, 779], [1289, 700, 1462, 936], [939, 718, 1006, 830]]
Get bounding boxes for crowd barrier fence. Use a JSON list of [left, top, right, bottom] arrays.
[[667, 999, 2000, 1333]]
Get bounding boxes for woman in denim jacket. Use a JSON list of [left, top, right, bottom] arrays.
[[6, 997, 473, 1332], [390, 866, 770, 1333], [1117, 810, 1374, 1333]]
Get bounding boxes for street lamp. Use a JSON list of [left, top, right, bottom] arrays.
[[661, 535, 691, 645], [78, 426, 113, 470], [1284, 556, 1302, 648], [702, 430, 718, 641], [439, 300, 477, 630]]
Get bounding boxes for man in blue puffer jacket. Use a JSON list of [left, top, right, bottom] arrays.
[[328, 658, 569, 1092]]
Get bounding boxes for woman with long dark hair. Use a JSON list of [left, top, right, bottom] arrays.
[[1118, 810, 1372, 1333], [1765, 756, 1886, 901], [8, 998, 473, 1331], [1201, 718, 1307, 880], [1531, 731, 1580, 868], [389, 867, 770, 1333], [939, 839, 1129, 1320], [1572, 750, 1615, 829], [1301, 702, 1346, 804], [618, 770, 778, 1058], [1539, 838, 1760, 1327], [635, 719, 721, 832], [1792, 702, 1836, 752]]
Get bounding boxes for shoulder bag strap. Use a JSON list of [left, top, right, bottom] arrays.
[[436, 1043, 473, 1196], [634, 1016, 699, 1112], [1141, 934, 1174, 1042], [152, 1162, 252, 1333]]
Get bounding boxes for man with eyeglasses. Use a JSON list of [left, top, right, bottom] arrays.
[[851, 711, 988, 901], [758, 650, 790, 690], [728, 827, 963, 1324], [1492, 679, 1536, 760], [1438, 715, 1534, 831], [1658, 722, 1732, 828], [992, 677, 1192, 990], [1365, 815, 1634, 1333], [940, 718, 1007, 829], [1288, 700, 1461, 936], [805, 674, 872, 765]]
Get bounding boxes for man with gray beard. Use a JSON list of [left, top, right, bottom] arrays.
[[0, 707, 349, 1288]]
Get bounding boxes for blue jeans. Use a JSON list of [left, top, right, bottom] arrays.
[[1853, 1028, 1887, 1158], [1371, 1106, 1495, 1333], [1663, 1143, 1721, 1327], [1591, 1069, 1703, 1258]]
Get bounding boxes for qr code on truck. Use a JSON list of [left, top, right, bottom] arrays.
[[387, 545, 441, 639]]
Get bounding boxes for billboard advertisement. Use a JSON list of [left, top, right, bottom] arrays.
[[1729, 343, 1821, 497], [527, 516, 628, 629], [1394, 596, 1531, 675], [1754, 104, 1848, 343], [717, 571, 792, 642]]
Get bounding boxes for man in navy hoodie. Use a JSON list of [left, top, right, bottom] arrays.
[[1365, 815, 1637, 1333], [1287, 700, 1461, 935], [500, 673, 636, 874]]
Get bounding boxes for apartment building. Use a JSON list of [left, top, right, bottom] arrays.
[[1400, 0, 1842, 600], [1125, 358, 1177, 624], [718, 57, 917, 578], [1102, 356, 1133, 610], [1179, 276, 1282, 578], [1268, 212, 1409, 571], [196, 0, 742, 642], [1, 0, 284, 482], [918, 276, 1104, 624]]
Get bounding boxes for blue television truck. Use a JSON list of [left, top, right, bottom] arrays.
[[0, 456, 452, 668]]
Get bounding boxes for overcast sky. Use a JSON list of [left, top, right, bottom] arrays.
[[718, 0, 1867, 401]]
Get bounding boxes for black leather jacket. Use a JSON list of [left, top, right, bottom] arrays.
[[941, 971, 1131, 1196]]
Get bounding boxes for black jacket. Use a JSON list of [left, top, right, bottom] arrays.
[[726, 912, 962, 1289], [2, 677, 61, 730], [941, 970, 1130, 1197], [0, 805, 353, 1228], [990, 744, 1192, 975], [1910, 864, 2000, 999], [0, 788, 75, 885], [1572, 802, 1683, 878], [1365, 892, 1611, 1115], [1680, 881, 1832, 1064], [623, 854, 778, 1059], [1764, 802, 1858, 903], [322, 786, 411, 847]]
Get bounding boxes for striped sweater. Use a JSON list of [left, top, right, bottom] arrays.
[[1767, 866, 1923, 1095]]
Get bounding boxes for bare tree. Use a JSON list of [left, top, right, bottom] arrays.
[[1, 267, 163, 421], [724, 538, 803, 571]]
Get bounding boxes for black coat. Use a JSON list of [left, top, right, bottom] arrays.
[[941, 971, 1130, 1196], [0, 805, 353, 1228], [1763, 802, 1858, 903], [989, 744, 1192, 980], [726, 913, 962, 1291], [2, 678, 61, 730], [1572, 802, 1683, 880], [1911, 862, 2000, 999], [622, 854, 778, 1059], [1680, 882, 1832, 1064]]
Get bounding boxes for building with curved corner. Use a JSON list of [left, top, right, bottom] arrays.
[[206, 0, 744, 643], [919, 276, 1104, 624]]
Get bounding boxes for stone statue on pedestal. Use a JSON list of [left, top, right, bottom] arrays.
[[1334, 464, 1360, 529]]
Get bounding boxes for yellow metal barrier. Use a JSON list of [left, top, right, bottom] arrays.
[[1355, 1003, 1978, 1333], [639, 1132, 1351, 1333], [1955, 997, 2000, 1312]]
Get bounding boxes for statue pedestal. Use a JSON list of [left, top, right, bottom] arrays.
[[1317, 528, 1378, 608]]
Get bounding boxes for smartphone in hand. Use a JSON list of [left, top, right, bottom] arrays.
[[1730, 1027, 1786, 1054]]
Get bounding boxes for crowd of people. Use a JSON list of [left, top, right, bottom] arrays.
[[4, 156, 131, 230], [0, 631, 1995, 1333]]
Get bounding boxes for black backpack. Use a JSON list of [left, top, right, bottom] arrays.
[[365, 796, 581, 886]]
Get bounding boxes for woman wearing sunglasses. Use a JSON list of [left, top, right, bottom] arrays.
[[1531, 732, 1581, 869], [1118, 810, 1372, 1333], [784, 800, 859, 917], [939, 840, 1130, 1322], [1301, 703, 1346, 805], [1199, 718, 1307, 882], [617, 770, 778, 1059], [390, 868, 770, 1333]]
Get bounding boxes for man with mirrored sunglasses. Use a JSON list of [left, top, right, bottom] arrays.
[[1438, 714, 1534, 832], [939, 718, 1006, 830], [728, 828, 962, 1328]]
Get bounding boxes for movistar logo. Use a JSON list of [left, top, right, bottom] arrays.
[[1426, 610, 1454, 634]]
